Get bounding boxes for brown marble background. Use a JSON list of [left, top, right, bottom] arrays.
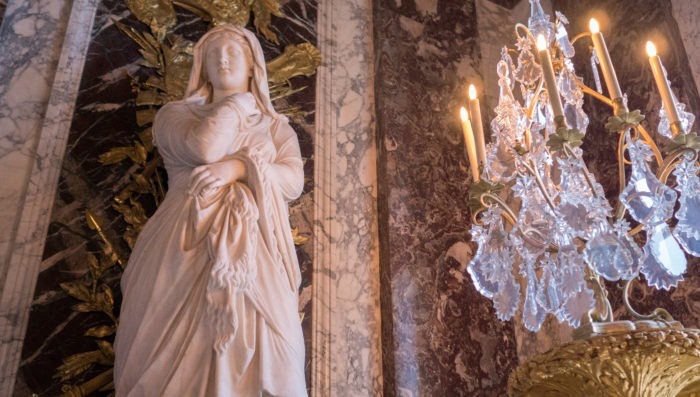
[[374, 1, 519, 396], [0, 1, 6, 25], [15, 0, 317, 395], [375, 0, 700, 396]]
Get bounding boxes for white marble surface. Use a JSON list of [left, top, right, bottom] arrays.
[[0, 0, 99, 394], [0, 0, 70, 287], [671, 0, 700, 99], [312, 0, 383, 395]]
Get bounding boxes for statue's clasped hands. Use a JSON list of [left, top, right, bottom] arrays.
[[188, 158, 247, 197]]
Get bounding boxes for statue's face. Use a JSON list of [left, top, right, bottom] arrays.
[[204, 36, 251, 92]]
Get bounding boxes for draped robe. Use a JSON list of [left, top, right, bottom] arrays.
[[114, 93, 307, 397]]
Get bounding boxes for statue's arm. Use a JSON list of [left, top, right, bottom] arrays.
[[267, 120, 304, 201]]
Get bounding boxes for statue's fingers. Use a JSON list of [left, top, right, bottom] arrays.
[[200, 177, 223, 193], [190, 166, 211, 181], [189, 169, 212, 191], [190, 172, 215, 195]]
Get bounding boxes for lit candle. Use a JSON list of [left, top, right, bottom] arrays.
[[646, 41, 681, 135], [460, 107, 480, 182], [536, 34, 565, 121], [589, 18, 623, 102], [468, 84, 487, 166]]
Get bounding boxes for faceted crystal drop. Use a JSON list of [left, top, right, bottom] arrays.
[[560, 286, 594, 328], [642, 223, 687, 290], [493, 278, 520, 321], [522, 261, 547, 331], [672, 159, 700, 256], [584, 221, 641, 282], [619, 138, 677, 225]]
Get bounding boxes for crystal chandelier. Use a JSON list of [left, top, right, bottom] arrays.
[[461, 0, 700, 336]]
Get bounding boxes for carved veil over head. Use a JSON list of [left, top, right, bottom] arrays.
[[185, 24, 286, 121]]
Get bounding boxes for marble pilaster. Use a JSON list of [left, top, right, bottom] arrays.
[[0, 0, 99, 395], [312, 0, 383, 396], [671, 0, 700, 98]]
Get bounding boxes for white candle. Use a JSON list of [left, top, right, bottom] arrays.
[[468, 84, 487, 166], [460, 107, 480, 182], [536, 34, 564, 120], [589, 18, 623, 101], [646, 41, 681, 134]]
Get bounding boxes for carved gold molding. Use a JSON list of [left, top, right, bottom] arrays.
[[508, 328, 700, 396]]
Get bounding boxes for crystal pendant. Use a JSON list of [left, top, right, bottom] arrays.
[[560, 286, 594, 328], [467, 225, 499, 299], [467, 208, 515, 296], [642, 223, 686, 290], [554, 11, 575, 59], [513, 174, 556, 261], [556, 155, 610, 237], [672, 158, 700, 256], [535, 254, 561, 313], [522, 260, 547, 331], [619, 137, 677, 225], [484, 60, 527, 184], [493, 277, 520, 322], [528, 0, 554, 43], [551, 232, 592, 328], [514, 48, 543, 87], [583, 221, 642, 281]]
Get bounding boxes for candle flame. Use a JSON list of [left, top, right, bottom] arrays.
[[468, 84, 477, 100], [646, 41, 657, 57], [589, 18, 600, 34], [536, 34, 547, 51], [460, 107, 469, 122]]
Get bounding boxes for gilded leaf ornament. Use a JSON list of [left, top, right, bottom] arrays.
[[509, 328, 700, 397]]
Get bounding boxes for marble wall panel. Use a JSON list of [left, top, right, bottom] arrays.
[[374, 0, 519, 395], [0, 0, 97, 395], [12, 1, 318, 395], [671, 0, 700, 112], [0, 0, 71, 289]]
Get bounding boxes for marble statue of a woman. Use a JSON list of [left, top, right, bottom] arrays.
[[114, 25, 307, 397]]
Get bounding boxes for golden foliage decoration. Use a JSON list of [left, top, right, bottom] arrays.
[[125, 0, 177, 31], [291, 227, 310, 246], [266, 43, 322, 84], [509, 328, 700, 397], [128, 0, 285, 43]]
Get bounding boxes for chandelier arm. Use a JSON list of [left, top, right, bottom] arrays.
[[570, 31, 592, 46], [614, 131, 629, 220], [658, 147, 697, 184], [585, 267, 614, 322], [623, 279, 675, 322], [577, 79, 664, 167], [515, 23, 536, 45], [525, 78, 545, 121], [480, 193, 518, 226], [523, 159, 558, 213], [576, 79, 613, 107], [480, 193, 557, 250]]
